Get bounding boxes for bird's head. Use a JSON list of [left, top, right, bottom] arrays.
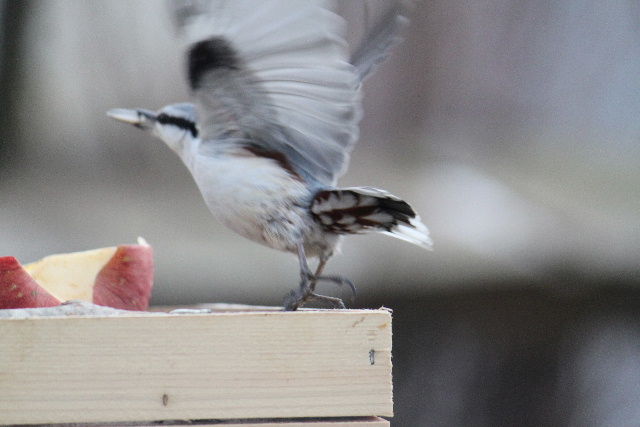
[[107, 103, 199, 153]]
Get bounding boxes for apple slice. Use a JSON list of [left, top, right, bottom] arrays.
[[23, 247, 118, 303], [0, 256, 60, 309], [0, 239, 154, 311], [92, 244, 154, 311]]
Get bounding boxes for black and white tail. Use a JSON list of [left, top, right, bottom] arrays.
[[311, 187, 433, 250]]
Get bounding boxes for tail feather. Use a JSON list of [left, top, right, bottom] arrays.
[[311, 187, 433, 250]]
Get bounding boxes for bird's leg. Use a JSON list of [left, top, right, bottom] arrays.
[[312, 252, 356, 300], [284, 243, 356, 311], [308, 255, 356, 301], [308, 258, 326, 292]]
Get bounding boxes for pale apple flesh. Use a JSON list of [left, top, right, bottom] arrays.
[[23, 247, 118, 303], [0, 241, 154, 311]]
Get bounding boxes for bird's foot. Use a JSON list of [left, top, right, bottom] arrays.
[[284, 290, 346, 311], [284, 274, 356, 311]]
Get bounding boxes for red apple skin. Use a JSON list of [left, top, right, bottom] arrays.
[[0, 256, 61, 309], [92, 245, 154, 311]]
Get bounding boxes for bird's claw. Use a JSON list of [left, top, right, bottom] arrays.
[[317, 274, 356, 298], [284, 290, 346, 311], [283, 273, 355, 311]]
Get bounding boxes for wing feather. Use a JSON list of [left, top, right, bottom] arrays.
[[171, 0, 409, 185]]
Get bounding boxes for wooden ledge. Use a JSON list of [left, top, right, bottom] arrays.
[[24, 416, 390, 426], [0, 302, 393, 426]]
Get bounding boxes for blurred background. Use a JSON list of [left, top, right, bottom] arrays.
[[1, 1, 639, 426]]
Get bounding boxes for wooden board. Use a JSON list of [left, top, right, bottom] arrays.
[[111, 416, 389, 426], [0, 306, 392, 425]]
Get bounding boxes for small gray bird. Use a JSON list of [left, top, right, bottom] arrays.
[[108, 0, 432, 310]]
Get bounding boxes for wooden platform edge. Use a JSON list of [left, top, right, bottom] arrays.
[[0, 302, 393, 425], [99, 416, 389, 427]]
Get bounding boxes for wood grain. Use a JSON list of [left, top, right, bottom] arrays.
[[121, 416, 389, 426], [0, 308, 392, 425]]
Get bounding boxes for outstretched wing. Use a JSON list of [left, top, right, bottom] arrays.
[[340, 1, 411, 80], [171, 0, 409, 186]]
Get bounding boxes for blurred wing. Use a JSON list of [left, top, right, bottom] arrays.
[[340, 0, 411, 80], [171, 0, 408, 185]]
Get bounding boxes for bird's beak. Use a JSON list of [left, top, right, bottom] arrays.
[[107, 108, 157, 131]]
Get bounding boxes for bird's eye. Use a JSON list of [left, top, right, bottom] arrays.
[[156, 113, 198, 138]]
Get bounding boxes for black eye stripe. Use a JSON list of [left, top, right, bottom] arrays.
[[156, 113, 198, 138]]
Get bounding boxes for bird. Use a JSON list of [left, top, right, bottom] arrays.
[[107, 0, 432, 310]]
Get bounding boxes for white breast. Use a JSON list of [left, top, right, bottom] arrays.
[[186, 146, 313, 252]]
